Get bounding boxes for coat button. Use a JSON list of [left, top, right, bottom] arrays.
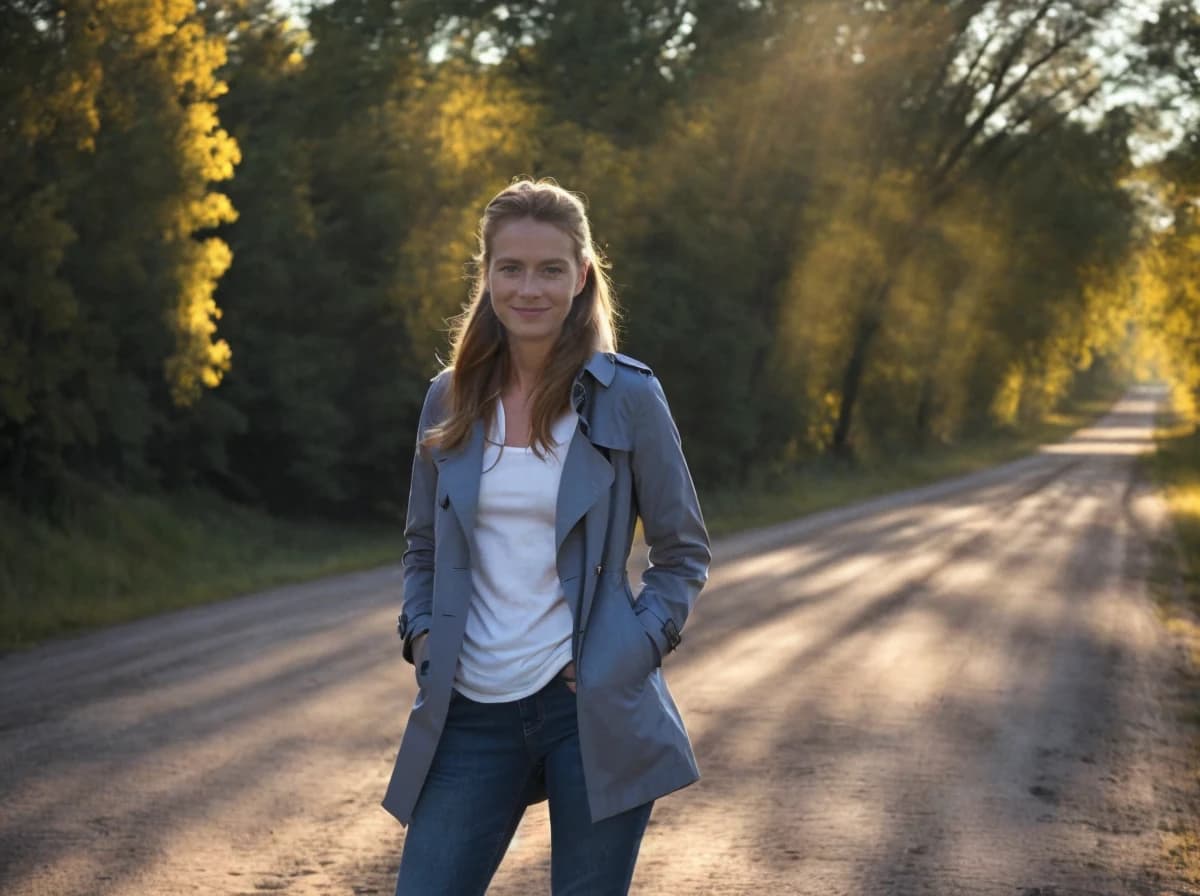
[[594, 563, 603, 576]]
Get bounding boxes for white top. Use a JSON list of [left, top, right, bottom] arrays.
[[454, 401, 577, 702]]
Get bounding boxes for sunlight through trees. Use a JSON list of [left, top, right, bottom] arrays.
[[2, 0, 1197, 514]]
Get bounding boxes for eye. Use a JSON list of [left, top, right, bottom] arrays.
[[498, 263, 520, 274], [543, 265, 564, 276]]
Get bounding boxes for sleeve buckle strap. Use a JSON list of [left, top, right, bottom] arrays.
[[662, 618, 682, 652], [397, 612, 408, 638]]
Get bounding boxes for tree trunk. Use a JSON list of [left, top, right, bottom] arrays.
[[830, 279, 891, 456]]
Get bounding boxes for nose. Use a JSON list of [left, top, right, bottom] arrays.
[[517, 271, 539, 298]]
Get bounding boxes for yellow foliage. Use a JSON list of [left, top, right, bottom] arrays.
[[805, 391, 842, 450], [28, 64, 103, 150], [183, 104, 241, 181], [46, 0, 241, 414], [1123, 223, 1200, 417], [76, 0, 245, 406], [166, 238, 234, 405], [991, 365, 1024, 426], [428, 69, 537, 182], [192, 192, 238, 230], [100, 0, 195, 52], [168, 21, 229, 99]]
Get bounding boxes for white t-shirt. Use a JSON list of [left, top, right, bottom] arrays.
[[453, 401, 577, 702]]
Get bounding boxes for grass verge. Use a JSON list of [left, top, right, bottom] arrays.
[[0, 488, 399, 652], [1143, 406, 1200, 886], [1, 387, 1122, 651]]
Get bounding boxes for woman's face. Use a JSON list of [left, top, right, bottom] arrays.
[[487, 217, 588, 350]]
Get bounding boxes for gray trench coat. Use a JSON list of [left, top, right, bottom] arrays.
[[381, 351, 711, 824]]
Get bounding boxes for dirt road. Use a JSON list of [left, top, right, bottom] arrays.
[[2, 386, 1197, 895]]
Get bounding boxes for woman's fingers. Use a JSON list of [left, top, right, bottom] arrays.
[[412, 632, 430, 687]]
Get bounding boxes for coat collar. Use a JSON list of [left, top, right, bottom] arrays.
[[434, 352, 616, 565], [571, 351, 617, 439], [581, 351, 618, 387]]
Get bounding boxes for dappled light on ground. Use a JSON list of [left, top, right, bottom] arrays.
[[1, 389, 1195, 894], [1039, 390, 1159, 456]]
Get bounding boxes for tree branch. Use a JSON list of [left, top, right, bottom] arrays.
[[930, 7, 1101, 190]]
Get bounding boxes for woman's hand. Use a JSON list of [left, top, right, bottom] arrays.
[[560, 660, 577, 694], [411, 632, 430, 688]]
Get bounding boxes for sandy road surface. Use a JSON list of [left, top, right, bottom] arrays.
[[1, 386, 1197, 895]]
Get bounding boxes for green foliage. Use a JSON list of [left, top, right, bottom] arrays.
[[0, 485, 399, 649], [1148, 406, 1200, 617], [0, 0, 238, 504], [3, 0, 1193, 526]]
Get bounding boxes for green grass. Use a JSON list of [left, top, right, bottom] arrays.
[[0, 388, 1121, 651], [1148, 414, 1200, 608], [1145, 407, 1200, 670], [0, 488, 400, 651], [1145, 403, 1200, 886]]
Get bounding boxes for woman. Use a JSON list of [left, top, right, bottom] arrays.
[[382, 178, 710, 895]]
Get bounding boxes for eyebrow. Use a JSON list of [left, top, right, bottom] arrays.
[[493, 257, 572, 266]]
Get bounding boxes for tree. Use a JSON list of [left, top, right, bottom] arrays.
[[0, 0, 238, 504], [820, 0, 1135, 455]]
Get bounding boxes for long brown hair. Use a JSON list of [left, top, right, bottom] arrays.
[[424, 178, 619, 457]]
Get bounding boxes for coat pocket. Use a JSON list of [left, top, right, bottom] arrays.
[[582, 583, 658, 691]]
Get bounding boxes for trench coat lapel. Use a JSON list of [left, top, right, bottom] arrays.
[[556, 424, 613, 633], [433, 419, 485, 550], [555, 425, 613, 554], [433, 413, 613, 549], [432, 398, 613, 630]]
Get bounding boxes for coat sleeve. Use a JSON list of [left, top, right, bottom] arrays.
[[630, 374, 711, 659], [398, 375, 446, 664]]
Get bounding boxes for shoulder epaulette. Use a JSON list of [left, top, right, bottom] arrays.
[[610, 352, 653, 375]]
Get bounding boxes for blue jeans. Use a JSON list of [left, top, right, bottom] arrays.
[[394, 675, 654, 895]]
